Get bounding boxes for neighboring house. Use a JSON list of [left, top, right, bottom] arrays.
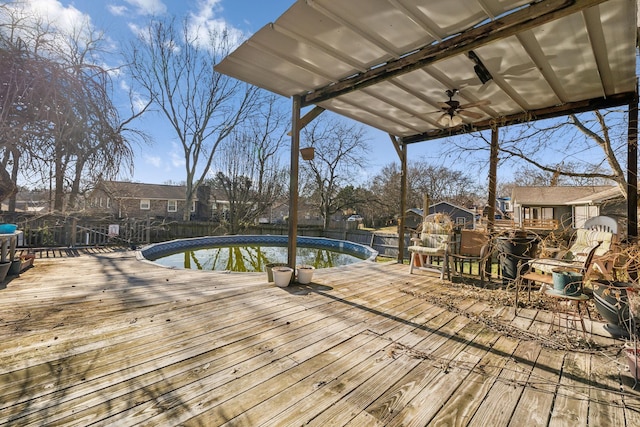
[[405, 201, 477, 230], [260, 200, 336, 226], [497, 196, 512, 218], [89, 181, 214, 220], [1, 189, 49, 213], [510, 185, 625, 230]]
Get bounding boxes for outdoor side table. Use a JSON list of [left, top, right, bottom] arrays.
[[545, 289, 591, 340]]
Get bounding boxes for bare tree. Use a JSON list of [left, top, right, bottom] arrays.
[[300, 116, 369, 229], [446, 109, 629, 197], [370, 159, 481, 224], [0, 3, 142, 212], [210, 96, 288, 233], [125, 17, 259, 221], [408, 160, 480, 207]]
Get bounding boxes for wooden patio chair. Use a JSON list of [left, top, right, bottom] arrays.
[[408, 214, 454, 280], [449, 229, 491, 284]]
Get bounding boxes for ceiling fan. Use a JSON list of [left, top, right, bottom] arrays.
[[433, 89, 489, 127]]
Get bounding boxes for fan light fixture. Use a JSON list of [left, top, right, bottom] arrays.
[[437, 113, 463, 127]]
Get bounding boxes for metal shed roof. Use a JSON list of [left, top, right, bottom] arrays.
[[215, 0, 638, 143]]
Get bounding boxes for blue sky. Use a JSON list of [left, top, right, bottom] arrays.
[[14, 0, 488, 187]]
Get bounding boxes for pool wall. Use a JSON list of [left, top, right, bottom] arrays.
[[138, 235, 378, 264]]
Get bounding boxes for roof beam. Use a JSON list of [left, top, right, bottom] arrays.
[[301, 0, 608, 108], [401, 91, 636, 143]]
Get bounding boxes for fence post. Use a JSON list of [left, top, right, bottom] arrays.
[[146, 216, 151, 243], [71, 218, 78, 247]]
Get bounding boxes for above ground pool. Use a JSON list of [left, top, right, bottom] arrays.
[[138, 235, 378, 272]]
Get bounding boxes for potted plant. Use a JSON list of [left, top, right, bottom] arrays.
[[592, 279, 631, 338], [589, 243, 639, 339]]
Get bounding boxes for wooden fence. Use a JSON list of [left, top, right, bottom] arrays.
[[2, 213, 409, 259]]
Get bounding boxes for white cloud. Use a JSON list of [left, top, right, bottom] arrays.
[[5, 0, 94, 43], [145, 155, 162, 168], [124, 0, 167, 16], [107, 4, 128, 16], [186, 0, 246, 49], [170, 149, 185, 168]]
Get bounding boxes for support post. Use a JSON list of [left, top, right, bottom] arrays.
[[485, 126, 499, 279], [628, 88, 638, 242], [396, 136, 407, 264], [288, 96, 302, 270], [487, 126, 498, 233]]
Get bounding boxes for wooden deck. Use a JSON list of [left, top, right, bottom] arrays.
[[1, 248, 639, 426]]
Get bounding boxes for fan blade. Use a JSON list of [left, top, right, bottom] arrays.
[[437, 102, 450, 109], [458, 110, 483, 119], [459, 99, 490, 109]]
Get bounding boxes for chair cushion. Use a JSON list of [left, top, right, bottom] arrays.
[[421, 233, 449, 249], [563, 229, 613, 262], [408, 244, 445, 256], [420, 221, 450, 236], [530, 258, 579, 274], [531, 229, 614, 273]]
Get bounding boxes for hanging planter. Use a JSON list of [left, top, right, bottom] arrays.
[[300, 147, 315, 161]]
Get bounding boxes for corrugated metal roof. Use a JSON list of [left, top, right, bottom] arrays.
[[216, 0, 637, 143]]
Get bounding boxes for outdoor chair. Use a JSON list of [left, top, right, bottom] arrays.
[[584, 215, 618, 234], [527, 225, 616, 275], [449, 229, 491, 284], [514, 220, 617, 303], [408, 214, 454, 280]]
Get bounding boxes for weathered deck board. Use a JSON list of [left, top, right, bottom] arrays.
[[1, 249, 639, 426]]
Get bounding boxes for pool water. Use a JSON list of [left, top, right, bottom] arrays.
[[140, 235, 378, 273], [151, 244, 363, 272]]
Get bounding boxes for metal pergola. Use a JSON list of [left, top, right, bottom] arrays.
[[216, 0, 639, 268]]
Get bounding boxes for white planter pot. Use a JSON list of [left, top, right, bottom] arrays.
[[296, 265, 315, 284], [297, 265, 315, 285], [272, 267, 293, 287]]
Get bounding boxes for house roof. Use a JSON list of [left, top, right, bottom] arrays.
[[511, 185, 617, 206], [215, 0, 637, 143], [100, 181, 193, 201], [564, 185, 625, 204], [406, 201, 476, 216]]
